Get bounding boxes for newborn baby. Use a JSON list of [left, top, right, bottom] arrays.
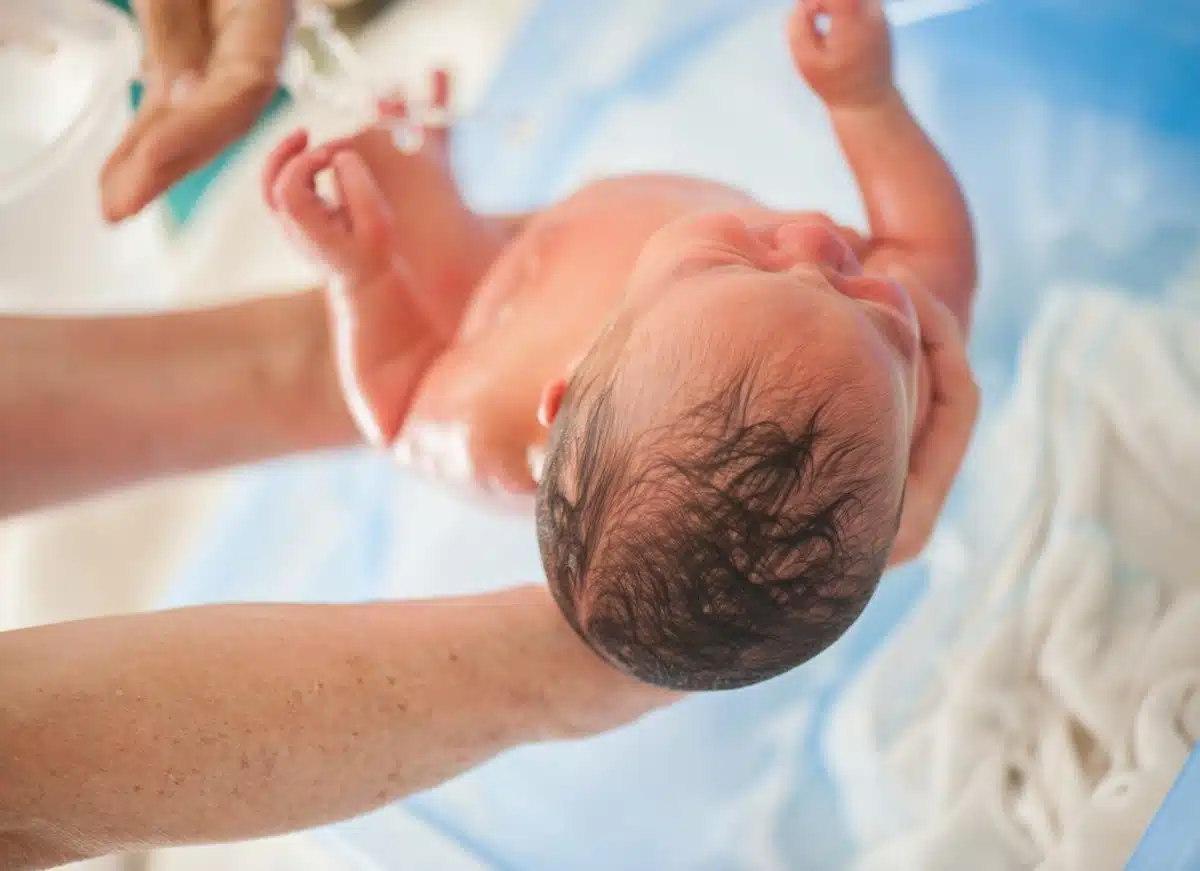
[[264, 0, 979, 691]]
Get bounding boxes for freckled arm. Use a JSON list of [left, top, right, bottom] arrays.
[[0, 586, 666, 868]]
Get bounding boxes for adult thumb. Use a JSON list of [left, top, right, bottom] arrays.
[[133, 0, 211, 96]]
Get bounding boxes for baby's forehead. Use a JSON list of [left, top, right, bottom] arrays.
[[565, 268, 895, 454], [613, 304, 848, 405]]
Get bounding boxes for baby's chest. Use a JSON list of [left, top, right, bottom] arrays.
[[456, 221, 637, 353]]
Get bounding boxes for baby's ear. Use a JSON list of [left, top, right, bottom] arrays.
[[538, 378, 570, 429]]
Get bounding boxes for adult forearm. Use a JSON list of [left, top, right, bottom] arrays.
[[0, 291, 358, 517], [831, 90, 977, 325], [0, 587, 661, 867]]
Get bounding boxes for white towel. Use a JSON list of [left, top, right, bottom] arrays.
[[827, 286, 1200, 871]]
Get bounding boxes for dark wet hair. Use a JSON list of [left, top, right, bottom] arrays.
[[535, 358, 900, 692]]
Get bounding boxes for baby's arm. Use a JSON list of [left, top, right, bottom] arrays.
[[264, 131, 447, 445], [790, 0, 977, 329], [263, 70, 538, 449]]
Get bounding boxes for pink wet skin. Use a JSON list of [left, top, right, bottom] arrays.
[[265, 0, 980, 567], [441, 192, 931, 499]]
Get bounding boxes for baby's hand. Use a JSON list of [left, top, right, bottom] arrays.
[[264, 129, 447, 446], [789, 0, 895, 110], [263, 129, 396, 283]]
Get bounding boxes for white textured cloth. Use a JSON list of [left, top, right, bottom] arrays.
[[828, 288, 1200, 871]]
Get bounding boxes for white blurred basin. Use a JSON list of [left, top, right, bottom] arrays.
[[0, 0, 174, 311]]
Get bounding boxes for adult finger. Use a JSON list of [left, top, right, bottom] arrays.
[[885, 265, 979, 559], [161, 68, 276, 184], [134, 0, 211, 82], [100, 95, 174, 221], [431, 68, 452, 110], [911, 350, 977, 499], [423, 68, 454, 148], [907, 282, 978, 500], [897, 277, 979, 556], [103, 0, 291, 222], [100, 1, 206, 225], [100, 67, 275, 222], [146, 63, 275, 171], [890, 346, 978, 565], [208, 0, 292, 76]]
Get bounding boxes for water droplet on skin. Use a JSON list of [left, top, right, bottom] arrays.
[[390, 121, 425, 155]]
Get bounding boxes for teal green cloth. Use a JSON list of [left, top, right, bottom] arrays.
[[105, 0, 289, 225]]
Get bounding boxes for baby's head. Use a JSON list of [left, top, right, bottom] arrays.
[[535, 212, 923, 691]]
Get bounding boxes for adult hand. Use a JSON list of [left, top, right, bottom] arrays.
[[887, 266, 980, 567], [100, 0, 295, 222]]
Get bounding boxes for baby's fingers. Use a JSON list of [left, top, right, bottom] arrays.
[[262, 129, 309, 210], [275, 146, 350, 259], [330, 150, 393, 252], [790, 0, 824, 46], [790, 0, 837, 63]]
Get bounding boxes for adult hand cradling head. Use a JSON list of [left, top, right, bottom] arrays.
[[100, 0, 294, 222]]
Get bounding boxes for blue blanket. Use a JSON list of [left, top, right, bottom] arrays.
[[164, 1, 1200, 868]]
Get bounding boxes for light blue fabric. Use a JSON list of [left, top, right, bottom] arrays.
[[163, 0, 1200, 867], [1129, 751, 1200, 871]]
